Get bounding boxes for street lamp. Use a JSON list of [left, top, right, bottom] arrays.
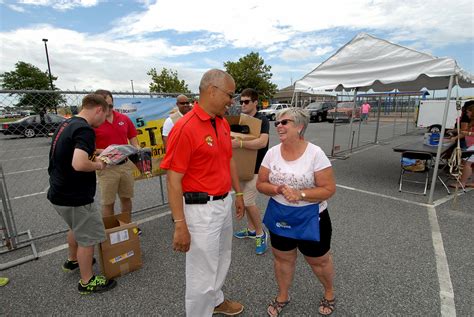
[[42, 38, 57, 114], [42, 39, 54, 90], [130, 80, 135, 98]]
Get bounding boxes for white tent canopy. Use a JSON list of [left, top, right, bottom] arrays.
[[294, 33, 474, 92], [294, 33, 474, 204]]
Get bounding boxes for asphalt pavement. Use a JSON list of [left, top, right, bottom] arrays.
[[1, 119, 473, 316]]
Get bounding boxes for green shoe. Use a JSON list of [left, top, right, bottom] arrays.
[[78, 275, 117, 295], [0, 277, 9, 287]]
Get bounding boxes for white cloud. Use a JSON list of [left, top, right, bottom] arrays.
[[7, 4, 26, 12], [110, 0, 474, 50], [18, 0, 99, 10], [0, 25, 213, 92], [1, 0, 473, 93]]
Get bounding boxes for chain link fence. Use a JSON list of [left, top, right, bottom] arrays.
[[328, 93, 421, 157], [0, 90, 207, 253]]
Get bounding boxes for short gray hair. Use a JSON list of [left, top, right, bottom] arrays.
[[199, 69, 230, 92], [276, 107, 310, 137]]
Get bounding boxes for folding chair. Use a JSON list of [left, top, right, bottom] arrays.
[[399, 151, 432, 195]]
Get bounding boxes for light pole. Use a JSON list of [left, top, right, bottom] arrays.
[[42, 38, 57, 113], [130, 80, 135, 97]]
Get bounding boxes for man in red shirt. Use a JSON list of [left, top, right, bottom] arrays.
[[94, 90, 139, 218], [161, 69, 245, 316]]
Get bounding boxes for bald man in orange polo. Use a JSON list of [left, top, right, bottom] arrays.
[[161, 69, 245, 317]]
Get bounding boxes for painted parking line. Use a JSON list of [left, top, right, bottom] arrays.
[[0, 154, 47, 162], [5, 167, 47, 176], [427, 206, 456, 316]]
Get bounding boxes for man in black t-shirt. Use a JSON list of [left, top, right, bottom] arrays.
[[232, 88, 270, 255], [47, 94, 117, 294]]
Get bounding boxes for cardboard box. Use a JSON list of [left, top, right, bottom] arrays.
[[225, 114, 262, 181], [99, 213, 142, 279]]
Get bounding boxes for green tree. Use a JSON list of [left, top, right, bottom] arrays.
[[147, 68, 191, 93], [0, 61, 65, 113], [224, 52, 278, 101]]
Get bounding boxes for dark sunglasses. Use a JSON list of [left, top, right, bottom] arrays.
[[274, 119, 294, 127], [239, 100, 253, 105], [178, 102, 190, 106]]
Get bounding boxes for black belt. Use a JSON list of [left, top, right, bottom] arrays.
[[184, 192, 228, 204], [117, 158, 129, 165], [208, 193, 228, 201]]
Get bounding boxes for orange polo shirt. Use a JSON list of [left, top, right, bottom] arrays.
[[160, 104, 232, 195]]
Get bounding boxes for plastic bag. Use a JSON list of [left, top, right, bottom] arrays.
[[129, 148, 153, 178], [98, 144, 138, 165]]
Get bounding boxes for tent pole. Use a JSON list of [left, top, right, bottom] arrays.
[[374, 96, 382, 143], [347, 88, 358, 150], [428, 75, 454, 204], [290, 89, 296, 106]]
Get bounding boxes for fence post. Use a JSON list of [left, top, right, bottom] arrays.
[[0, 164, 38, 270]]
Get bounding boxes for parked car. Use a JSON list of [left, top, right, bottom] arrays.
[[1, 114, 66, 138], [304, 102, 336, 122], [258, 103, 291, 121], [327, 102, 361, 123]]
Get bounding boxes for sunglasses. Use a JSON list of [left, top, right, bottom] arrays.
[[274, 119, 294, 127], [213, 86, 235, 99], [178, 102, 190, 106], [239, 100, 253, 105]]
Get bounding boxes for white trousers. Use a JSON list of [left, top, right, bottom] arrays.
[[184, 195, 233, 317]]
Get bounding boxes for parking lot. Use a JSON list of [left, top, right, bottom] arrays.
[[1, 119, 472, 316]]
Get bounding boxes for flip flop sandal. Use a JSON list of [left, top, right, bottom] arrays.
[[318, 297, 336, 316], [267, 297, 290, 317]]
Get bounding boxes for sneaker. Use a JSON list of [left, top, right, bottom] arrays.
[[0, 277, 9, 287], [213, 299, 244, 315], [255, 231, 268, 255], [78, 275, 117, 295], [233, 228, 256, 239], [62, 257, 96, 272]]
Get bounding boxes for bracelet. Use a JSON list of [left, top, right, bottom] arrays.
[[239, 140, 243, 148], [173, 218, 185, 223], [235, 192, 244, 196]]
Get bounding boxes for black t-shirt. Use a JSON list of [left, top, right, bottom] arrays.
[[253, 112, 270, 174], [47, 116, 97, 206]]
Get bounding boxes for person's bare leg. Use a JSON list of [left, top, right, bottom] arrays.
[[272, 248, 297, 302], [77, 245, 95, 283], [305, 252, 335, 315], [245, 205, 263, 235], [102, 203, 115, 217], [120, 197, 132, 214], [67, 230, 78, 261], [459, 162, 473, 186]]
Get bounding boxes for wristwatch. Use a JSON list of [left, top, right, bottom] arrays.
[[300, 191, 306, 200]]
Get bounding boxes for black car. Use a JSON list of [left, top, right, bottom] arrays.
[[305, 102, 335, 122], [1, 114, 66, 138]]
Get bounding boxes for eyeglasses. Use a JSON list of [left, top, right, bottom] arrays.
[[213, 86, 235, 99], [178, 102, 190, 106], [274, 119, 294, 127], [239, 100, 253, 105]]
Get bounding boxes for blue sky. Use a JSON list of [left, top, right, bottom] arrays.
[[0, 0, 473, 96]]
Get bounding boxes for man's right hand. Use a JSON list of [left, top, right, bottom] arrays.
[[173, 222, 191, 252]]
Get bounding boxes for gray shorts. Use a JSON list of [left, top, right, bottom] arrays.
[[53, 203, 106, 247]]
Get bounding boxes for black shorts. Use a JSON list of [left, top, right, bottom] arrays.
[[269, 209, 332, 258]]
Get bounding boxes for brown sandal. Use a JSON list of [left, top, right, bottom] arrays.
[[318, 297, 336, 316], [267, 297, 290, 317]]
